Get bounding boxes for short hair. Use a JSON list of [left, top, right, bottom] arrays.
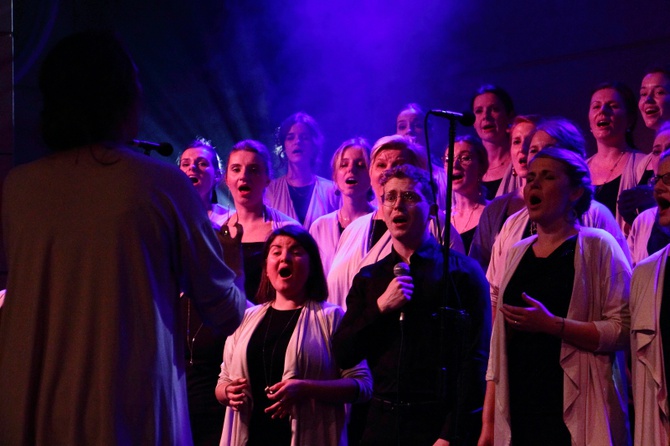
[[176, 137, 223, 177], [530, 147, 593, 219], [276, 112, 324, 168], [370, 135, 427, 170], [470, 84, 515, 116], [535, 117, 586, 158], [590, 81, 638, 148], [228, 139, 273, 179], [379, 164, 435, 206], [39, 30, 141, 151], [330, 137, 374, 200], [256, 225, 328, 304], [454, 134, 489, 178]]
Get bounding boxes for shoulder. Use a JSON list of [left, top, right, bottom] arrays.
[[314, 176, 335, 187], [310, 210, 339, 228], [578, 227, 628, 263], [632, 207, 657, 226], [578, 226, 616, 243], [268, 207, 300, 226], [340, 212, 373, 237], [485, 192, 514, 214], [313, 300, 344, 316], [357, 253, 393, 278], [634, 246, 667, 274], [267, 176, 287, 191]]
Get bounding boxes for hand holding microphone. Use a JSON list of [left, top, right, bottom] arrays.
[[376, 262, 413, 318]]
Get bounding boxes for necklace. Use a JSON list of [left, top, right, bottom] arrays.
[[186, 299, 204, 366], [222, 206, 268, 237], [451, 203, 480, 233], [261, 305, 301, 394], [601, 151, 626, 184]]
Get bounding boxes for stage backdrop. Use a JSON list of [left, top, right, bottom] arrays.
[[12, 0, 670, 177]]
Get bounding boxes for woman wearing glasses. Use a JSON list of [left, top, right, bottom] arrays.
[[630, 148, 670, 445], [446, 135, 489, 255], [628, 125, 670, 266]]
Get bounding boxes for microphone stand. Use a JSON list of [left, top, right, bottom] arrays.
[[423, 111, 471, 446]]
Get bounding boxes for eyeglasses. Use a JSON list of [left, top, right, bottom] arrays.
[[441, 154, 473, 166], [649, 173, 670, 186], [382, 191, 423, 207]]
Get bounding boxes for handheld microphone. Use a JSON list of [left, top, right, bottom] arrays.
[[428, 109, 475, 126], [129, 139, 174, 157], [393, 262, 410, 322]]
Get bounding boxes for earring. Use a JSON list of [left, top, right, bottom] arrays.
[[512, 166, 517, 177]]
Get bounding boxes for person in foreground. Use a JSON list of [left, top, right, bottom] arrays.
[[0, 31, 245, 445], [333, 164, 491, 446], [216, 225, 372, 446], [630, 149, 670, 445], [479, 147, 631, 446]]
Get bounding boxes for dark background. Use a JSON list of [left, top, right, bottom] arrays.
[[2, 0, 670, 286], [11, 0, 670, 175]]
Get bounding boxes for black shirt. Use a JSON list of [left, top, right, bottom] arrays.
[[503, 236, 576, 445], [333, 237, 491, 441]]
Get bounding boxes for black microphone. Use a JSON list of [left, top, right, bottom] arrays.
[[129, 139, 174, 157], [393, 262, 410, 322], [428, 109, 475, 126]]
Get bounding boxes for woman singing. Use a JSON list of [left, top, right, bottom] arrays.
[[479, 147, 631, 445], [216, 226, 372, 446]]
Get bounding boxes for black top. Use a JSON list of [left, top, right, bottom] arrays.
[[594, 175, 621, 218], [460, 226, 477, 255], [246, 306, 302, 446], [648, 223, 670, 258], [640, 169, 655, 186], [661, 262, 670, 397], [503, 236, 576, 446], [242, 241, 265, 303], [181, 297, 227, 445], [288, 183, 315, 225], [333, 238, 491, 442], [369, 218, 388, 251], [482, 178, 503, 201]]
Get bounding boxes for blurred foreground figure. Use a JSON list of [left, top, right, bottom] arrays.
[[0, 30, 245, 445]]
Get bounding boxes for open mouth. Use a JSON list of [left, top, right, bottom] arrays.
[[596, 120, 610, 128], [452, 173, 464, 180], [528, 196, 541, 205], [646, 106, 660, 116], [239, 185, 251, 192], [392, 215, 408, 224], [278, 266, 292, 278], [345, 178, 358, 185], [189, 177, 199, 184], [518, 156, 527, 166]]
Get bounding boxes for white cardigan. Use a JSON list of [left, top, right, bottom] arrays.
[[631, 245, 670, 445], [628, 207, 658, 267], [487, 227, 631, 446], [218, 300, 372, 446], [487, 200, 631, 308]]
